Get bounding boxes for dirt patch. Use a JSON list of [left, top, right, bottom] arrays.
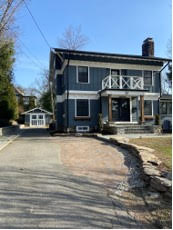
[[58, 137, 129, 188]]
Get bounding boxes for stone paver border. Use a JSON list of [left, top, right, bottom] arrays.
[[96, 134, 172, 198]]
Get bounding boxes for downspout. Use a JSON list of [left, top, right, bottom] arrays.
[[66, 53, 70, 132]]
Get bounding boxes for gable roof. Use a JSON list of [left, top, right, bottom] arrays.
[[53, 48, 171, 67], [14, 87, 25, 96], [22, 107, 53, 115]]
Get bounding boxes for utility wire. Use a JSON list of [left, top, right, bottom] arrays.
[[23, 0, 51, 50], [19, 39, 45, 68], [19, 46, 42, 69]]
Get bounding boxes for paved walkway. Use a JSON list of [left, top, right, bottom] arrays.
[[0, 128, 155, 228]]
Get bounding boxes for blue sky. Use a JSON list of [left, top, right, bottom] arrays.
[[14, 0, 172, 88]]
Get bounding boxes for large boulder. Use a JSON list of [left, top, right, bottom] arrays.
[[150, 176, 172, 192]]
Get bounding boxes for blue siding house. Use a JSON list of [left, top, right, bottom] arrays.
[[49, 38, 171, 133]]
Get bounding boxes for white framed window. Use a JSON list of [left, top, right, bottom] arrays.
[[144, 100, 153, 116], [144, 71, 153, 91], [76, 66, 90, 83], [75, 99, 90, 117]]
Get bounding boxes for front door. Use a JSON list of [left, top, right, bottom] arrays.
[[112, 98, 130, 122], [30, 114, 45, 127]]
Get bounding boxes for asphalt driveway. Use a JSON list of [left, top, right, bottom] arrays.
[[0, 128, 154, 228]]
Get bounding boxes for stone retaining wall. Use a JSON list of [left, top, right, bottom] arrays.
[[0, 125, 20, 136], [96, 135, 172, 198]]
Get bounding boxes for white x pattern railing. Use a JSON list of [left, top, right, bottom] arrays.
[[102, 75, 144, 90]]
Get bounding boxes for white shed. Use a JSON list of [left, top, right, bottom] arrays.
[[22, 108, 53, 127]]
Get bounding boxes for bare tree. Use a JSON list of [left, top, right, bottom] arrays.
[[0, 0, 24, 42], [58, 25, 88, 50]]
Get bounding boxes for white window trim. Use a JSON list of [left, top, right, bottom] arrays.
[[75, 99, 90, 117], [144, 100, 153, 116], [76, 66, 90, 84], [76, 126, 90, 132]]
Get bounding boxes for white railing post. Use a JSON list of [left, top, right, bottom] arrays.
[[130, 76, 133, 89], [102, 79, 104, 89], [119, 75, 122, 89], [109, 75, 111, 88], [141, 77, 144, 89]]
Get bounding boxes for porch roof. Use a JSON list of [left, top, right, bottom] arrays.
[[100, 88, 157, 97]]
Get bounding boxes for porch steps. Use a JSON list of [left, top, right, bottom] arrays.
[[103, 124, 156, 135]]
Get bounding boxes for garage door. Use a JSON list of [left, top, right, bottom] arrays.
[[30, 114, 45, 127]]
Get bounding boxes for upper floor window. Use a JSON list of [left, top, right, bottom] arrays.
[[76, 99, 90, 117], [77, 66, 89, 83], [144, 71, 152, 91], [111, 69, 120, 76], [121, 69, 142, 76]]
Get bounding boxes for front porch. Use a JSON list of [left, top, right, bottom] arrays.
[[100, 90, 161, 134]]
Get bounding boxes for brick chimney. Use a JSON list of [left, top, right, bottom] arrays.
[[142, 38, 154, 57]]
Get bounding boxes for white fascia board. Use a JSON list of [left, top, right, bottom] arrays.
[[56, 60, 68, 75], [56, 90, 99, 103], [69, 60, 161, 71], [101, 90, 160, 98]]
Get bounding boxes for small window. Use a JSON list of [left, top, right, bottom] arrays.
[[77, 66, 89, 83], [32, 115, 37, 119], [144, 71, 152, 85], [111, 69, 120, 75], [167, 102, 172, 114], [160, 102, 167, 114], [144, 100, 152, 116], [38, 115, 43, 119], [76, 99, 89, 117]]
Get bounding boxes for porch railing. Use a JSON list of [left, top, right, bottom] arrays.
[[102, 75, 144, 90]]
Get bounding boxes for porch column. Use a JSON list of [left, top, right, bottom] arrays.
[[140, 95, 144, 123], [108, 95, 112, 122]]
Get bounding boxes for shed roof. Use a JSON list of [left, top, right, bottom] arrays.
[[22, 107, 53, 115]]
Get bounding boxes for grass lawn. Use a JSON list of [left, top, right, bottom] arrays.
[[129, 137, 172, 171]]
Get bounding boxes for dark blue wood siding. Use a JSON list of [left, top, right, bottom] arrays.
[[63, 66, 109, 91], [68, 99, 100, 130]]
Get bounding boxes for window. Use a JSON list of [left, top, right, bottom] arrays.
[[111, 69, 120, 75], [160, 102, 172, 114], [77, 66, 89, 83], [160, 102, 167, 114], [144, 71, 152, 91], [121, 69, 142, 76], [32, 115, 37, 119], [76, 99, 89, 117], [144, 100, 152, 116], [38, 115, 43, 119], [167, 102, 172, 114]]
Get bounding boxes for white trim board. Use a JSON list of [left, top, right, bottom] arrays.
[[69, 60, 162, 71], [56, 91, 99, 103]]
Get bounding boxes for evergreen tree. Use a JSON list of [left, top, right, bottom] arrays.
[[39, 90, 52, 112], [0, 41, 18, 123], [27, 96, 36, 110]]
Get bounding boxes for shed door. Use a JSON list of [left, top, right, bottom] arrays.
[[30, 113, 45, 127]]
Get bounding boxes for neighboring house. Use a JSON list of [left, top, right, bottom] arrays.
[[14, 87, 37, 113], [159, 95, 172, 132], [22, 108, 53, 127], [49, 38, 171, 133]]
